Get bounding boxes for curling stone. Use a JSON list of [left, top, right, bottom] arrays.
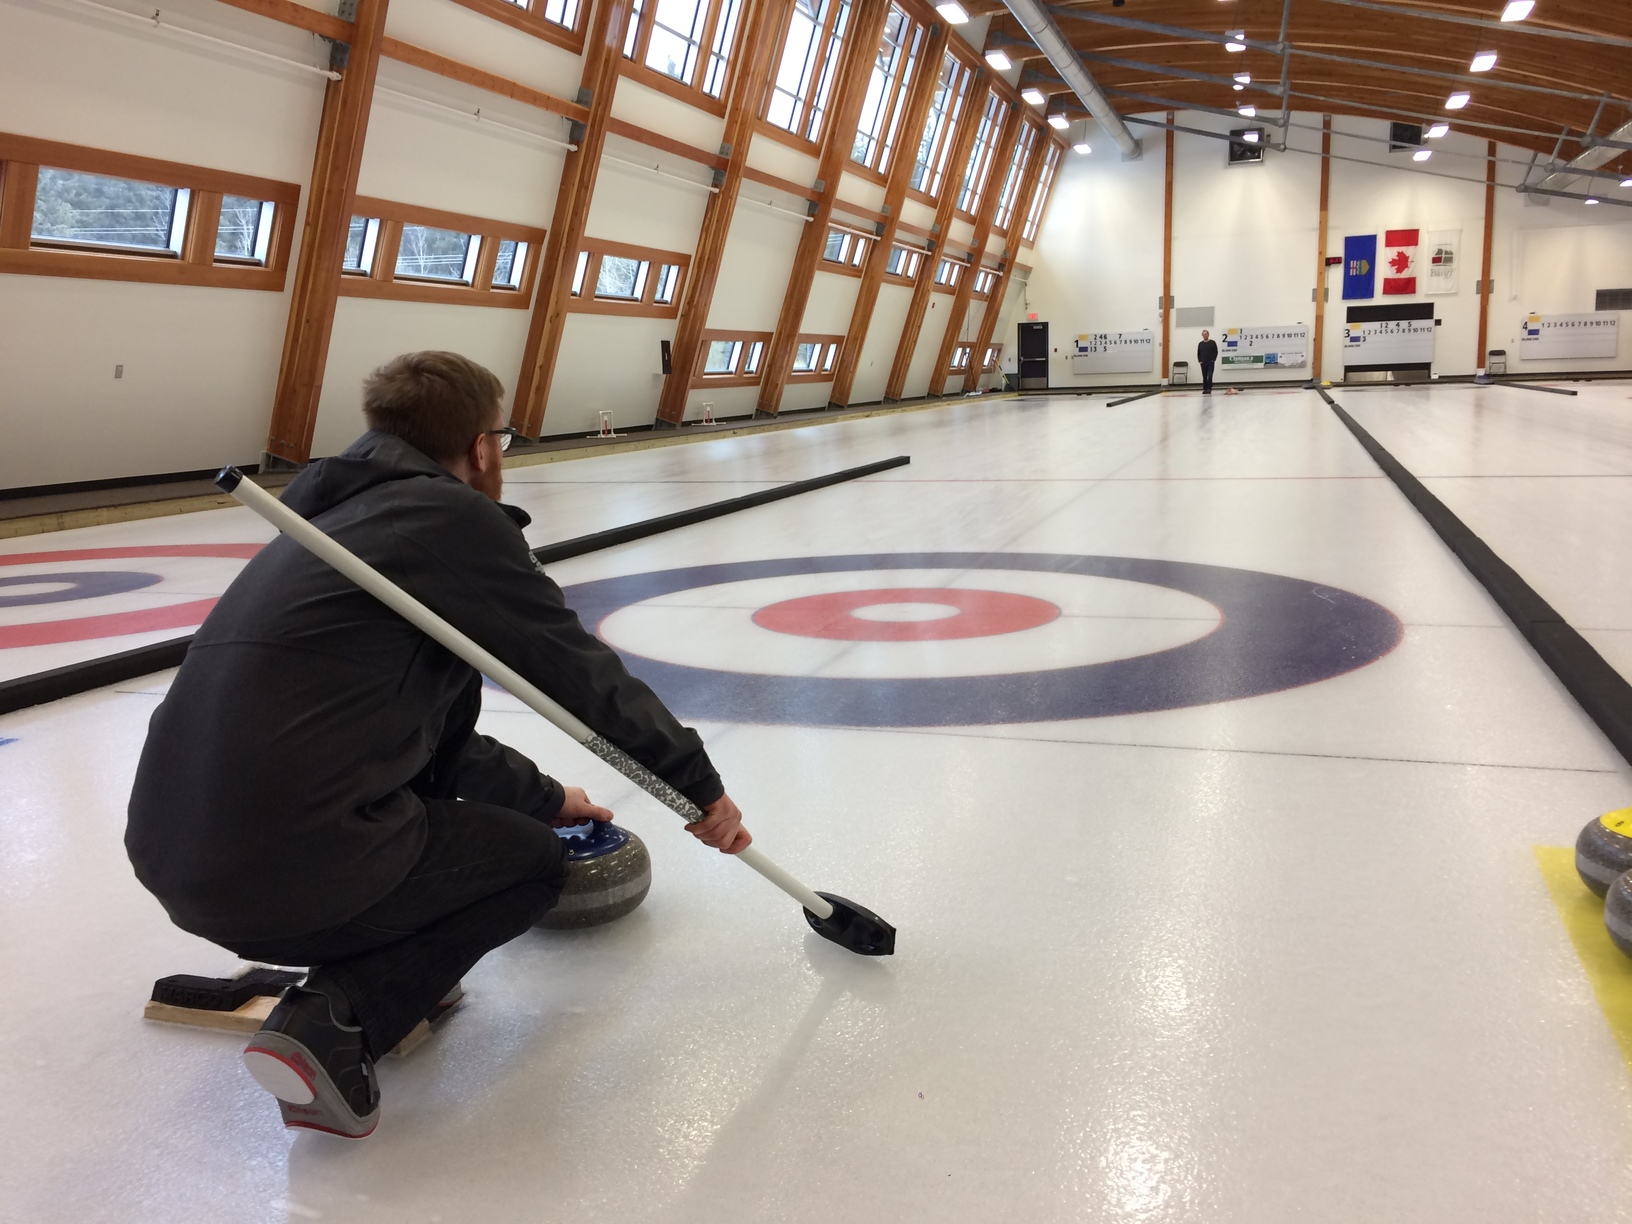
[[1606, 871, 1632, 958], [1575, 806, 1632, 897], [536, 820, 651, 929]]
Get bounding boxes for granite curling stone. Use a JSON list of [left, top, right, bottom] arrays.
[[1606, 871, 1632, 959], [1575, 807, 1632, 897], [536, 820, 652, 929]]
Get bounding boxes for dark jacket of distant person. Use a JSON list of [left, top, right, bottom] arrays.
[[125, 431, 723, 943], [1197, 338, 1218, 365]]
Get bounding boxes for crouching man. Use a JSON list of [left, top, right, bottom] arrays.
[[126, 351, 750, 1138]]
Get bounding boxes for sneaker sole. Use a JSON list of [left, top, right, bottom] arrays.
[[243, 1032, 379, 1139]]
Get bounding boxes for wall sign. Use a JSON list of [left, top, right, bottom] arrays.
[[1220, 325, 1309, 369], [1518, 312, 1618, 360], [1343, 302, 1436, 369], [1072, 331, 1154, 374]]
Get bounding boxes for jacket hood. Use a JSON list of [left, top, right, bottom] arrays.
[[281, 430, 531, 528]]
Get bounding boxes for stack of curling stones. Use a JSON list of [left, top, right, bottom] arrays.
[[536, 820, 652, 929], [1575, 807, 1632, 956]]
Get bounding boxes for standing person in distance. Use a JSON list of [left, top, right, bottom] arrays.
[[1197, 329, 1218, 395], [126, 351, 750, 1140]]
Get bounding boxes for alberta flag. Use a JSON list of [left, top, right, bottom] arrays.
[[1383, 228, 1419, 295], [1343, 234, 1376, 300]]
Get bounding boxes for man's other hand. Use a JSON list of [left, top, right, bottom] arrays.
[[551, 786, 614, 827], [688, 793, 751, 854]]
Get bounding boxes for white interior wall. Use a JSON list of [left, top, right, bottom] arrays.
[[850, 282, 912, 403]]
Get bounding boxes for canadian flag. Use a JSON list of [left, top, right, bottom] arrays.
[[1382, 228, 1419, 295]]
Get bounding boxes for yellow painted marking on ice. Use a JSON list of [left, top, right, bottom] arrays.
[[1535, 845, 1632, 1073], [1598, 807, 1632, 837]]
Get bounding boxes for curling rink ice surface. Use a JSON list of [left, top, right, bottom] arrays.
[[9, 383, 1632, 1223]]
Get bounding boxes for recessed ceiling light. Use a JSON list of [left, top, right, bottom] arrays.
[[1073, 141, 1092, 155], [1621, 178, 1632, 187], [1047, 113, 1070, 129], [985, 49, 1012, 70], [1243, 130, 1259, 143], [1426, 122, 1449, 138], [1238, 105, 1256, 117], [1445, 92, 1471, 109], [935, 1, 969, 22], [1586, 197, 1600, 204], [1233, 83, 1244, 91], [1021, 87, 1046, 105], [1234, 73, 1251, 84], [1413, 149, 1432, 161], [1500, 0, 1533, 20], [1225, 31, 1246, 51], [1470, 52, 1497, 71]]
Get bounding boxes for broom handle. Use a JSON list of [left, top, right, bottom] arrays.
[[217, 469, 833, 920]]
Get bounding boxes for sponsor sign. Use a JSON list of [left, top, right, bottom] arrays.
[[1425, 230, 1459, 295], [1220, 325, 1309, 369], [1518, 311, 1618, 360], [1343, 317, 1435, 366], [1072, 331, 1154, 374]]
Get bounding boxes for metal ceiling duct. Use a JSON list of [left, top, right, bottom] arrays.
[[1539, 118, 1632, 195], [1001, 0, 1142, 158]]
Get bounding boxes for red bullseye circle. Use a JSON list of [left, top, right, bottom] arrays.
[[751, 587, 1060, 642]]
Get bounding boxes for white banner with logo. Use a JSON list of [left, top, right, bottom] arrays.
[[1518, 311, 1619, 360], [1072, 331, 1154, 374], [1343, 318, 1435, 365], [1425, 230, 1459, 295], [1220, 325, 1309, 369]]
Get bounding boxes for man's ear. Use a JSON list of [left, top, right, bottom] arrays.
[[469, 429, 492, 472]]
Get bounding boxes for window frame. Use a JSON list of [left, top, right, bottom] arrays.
[[759, 0, 852, 149], [620, 0, 743, 116], [970, 264, 1000, 300], [906, 47, 975, 205], [338, 197, 546, 308], [787, 332, 844, 383], [818, 224, 873, 278], [442, 0, 588, 55], [982, 342, 1003, 372], [568, 236, 691, 318], [991, 120, 1039, 233], [849, 4, 924, 179], [693, 328, 773, 387], [948, 343, 972, 372], [0, 131, 298, 291], [955, 89, 1009, 220], [1021, 140, 1063, 247], [931, 253, 967, 293], [882, 242, 924, 285]]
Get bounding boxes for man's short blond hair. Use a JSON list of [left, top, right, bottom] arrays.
[[362, 352, 505, 464]]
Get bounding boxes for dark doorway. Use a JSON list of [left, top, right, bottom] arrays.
[[1018, 321, 1049, 390]]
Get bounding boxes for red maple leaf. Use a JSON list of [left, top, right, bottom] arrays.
[[1389, 250, 1412, 274]]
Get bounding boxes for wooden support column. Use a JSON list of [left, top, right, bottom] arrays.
[[265, 0, 389, 464], [1477, 139, 1497, 371], [511, 0, 633, 437], [828, 20, 951, 408], [755, 0, 895, 416], [1160, 112, 1173, 384], [655, 0, 790, 425], [927, 101, 1024, 396], [961, 132, 1050, 393], [883, 66, 988, 402], [1311, 114, 1331, 383]]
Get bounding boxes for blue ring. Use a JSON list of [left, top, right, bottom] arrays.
[[0, 570, 162, 608], [561, 553, 1402, 727]]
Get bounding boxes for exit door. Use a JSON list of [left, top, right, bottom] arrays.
[[1017, 321, 1049, 390]]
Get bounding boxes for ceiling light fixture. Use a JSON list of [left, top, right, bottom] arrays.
[[1413, 149, 1432, 161], [1243, 130, 1259, 143], [1426, 122, 1450, 138], [1047, 113, 1071, 129], [1234, 72, 1251, 84], [1445, 92, 1471, 109], [985, 49, 1011, 70], [1469, 52, 1497, 71], [1500, 0, 1534, 20], [1586, 197, 1600, 204], [1238, 105, 1256, 117], [1021, 87, 1046, 105], [1073, 141, 1092, 154], [1621, 178, 1632, 187], [934, 0, 969, 22], [1225, 30, 1246, 51]]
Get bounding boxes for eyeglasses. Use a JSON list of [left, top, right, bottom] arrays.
[[483, 426, 523, 452]]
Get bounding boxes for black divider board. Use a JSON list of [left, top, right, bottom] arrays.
[[1346, 302, 1436, 322], [1316, 386, 1632, 766], [0, 454, 912, 716]]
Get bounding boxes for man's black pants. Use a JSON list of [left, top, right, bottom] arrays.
[[1201, 361, 1215, 393], [225, 678, 567, 1058]]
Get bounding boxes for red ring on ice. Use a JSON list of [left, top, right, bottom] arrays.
[[751, 587, 1060, 641], [0, 545, 263, 648]]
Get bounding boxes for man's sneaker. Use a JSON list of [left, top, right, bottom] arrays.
[[242, 987, 380, 1139]]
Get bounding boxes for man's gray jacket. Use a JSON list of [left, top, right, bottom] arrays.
[[126, 431, 722, 942]]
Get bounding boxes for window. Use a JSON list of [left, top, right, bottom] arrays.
[[851, 5, 922, 174], [933, 256, 965, 289], [788, 332, 843, 382], [992, 123, 1038, 232], [694, 329, 772, 386], [765, 0, 851, 143], [624, 0, 744, 104], [443, 0, 585, 54], [337, 196, 545, 308], [972, 266, 999, 297], [958, 91, 1008, 216], [949, 344, 971, 371], [983, 343, 1003, 372], [820, 227, 870, 275], [0, 132, 298, 290], [884, 244, 922, 282], [910, 53, 972, 198], [570, 238, 691, 317], [1021, 142, 1060, 244]]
